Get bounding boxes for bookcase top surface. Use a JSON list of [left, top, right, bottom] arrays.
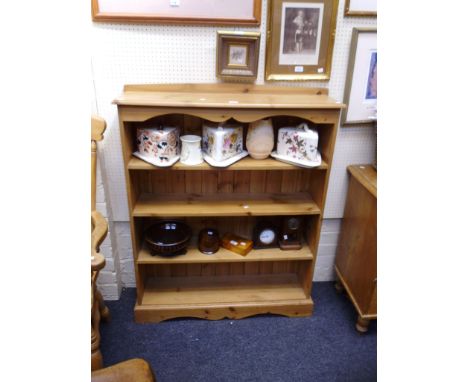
[[114, 83, 345, 109], [348, 165, 377, 198]]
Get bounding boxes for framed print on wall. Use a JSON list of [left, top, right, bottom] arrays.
[[344, 0, 377, 17], [342, 28, 377, 125], [91, 0, 262, 25], [265, 0, 339, 81], [216, 31, 261, 81]]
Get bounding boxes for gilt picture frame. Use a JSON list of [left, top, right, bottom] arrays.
[[91, 0, 262, 25], [216, 31, 261, 82], [265, 0, 339, 81], [344, 0, 377, 17], [342, 28, 377, 125]]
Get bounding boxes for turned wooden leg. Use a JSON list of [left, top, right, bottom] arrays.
[[91, 327, 103, 371], [96, 289, 110, 322], [334, 280, 344, 293], [91, 348, 103, 371], [355, 316, 370, 333]]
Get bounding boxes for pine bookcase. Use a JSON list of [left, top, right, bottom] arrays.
[[114, 83, 344, 323]]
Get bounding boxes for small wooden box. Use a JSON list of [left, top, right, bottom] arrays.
[[221, 233, 253, 256]]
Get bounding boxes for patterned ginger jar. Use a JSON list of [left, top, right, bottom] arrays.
[[246, 119, 274, 159]]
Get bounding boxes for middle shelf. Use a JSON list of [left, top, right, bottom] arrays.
[[137, 242, 313, 264], [132, 192, 321, 217]]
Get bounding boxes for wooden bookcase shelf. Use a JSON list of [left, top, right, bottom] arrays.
[[114, 83, 343, 323], [128, 156, 329, 171], [132, 192, 321, 217], [135, 274, 312, 322], [141, 274, 307, 305], [137, 242, 313, 264]]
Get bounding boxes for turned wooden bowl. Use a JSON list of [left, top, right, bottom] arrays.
[[144, 221, 192, 257]]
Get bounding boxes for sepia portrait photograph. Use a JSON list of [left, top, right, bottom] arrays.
[[228, 44, 248, 67], [278, 2, 324, 66]]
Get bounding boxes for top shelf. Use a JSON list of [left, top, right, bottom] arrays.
[[113, 83, 345, 109], [128, 156, 328, 171]]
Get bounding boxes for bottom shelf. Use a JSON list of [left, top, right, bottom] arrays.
[[135, 273, 313, 322]]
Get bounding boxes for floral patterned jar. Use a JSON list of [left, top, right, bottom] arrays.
[[202, 123, 243, 162], [136, 127, 180, 164], [277, 123, 319, 163]]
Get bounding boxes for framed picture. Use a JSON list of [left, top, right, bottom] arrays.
[[342, 28, 377, 125], [216, 31, 261, 81], [91, 0, 262, 25], [265, 0, 339, 81], [344, 0, 377, 17]]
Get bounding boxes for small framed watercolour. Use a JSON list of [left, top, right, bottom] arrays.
[[344, 0, 377, 17], [342, 28, 377, 125], [216, 31, 261, 81], [265, 0, 339, 81]]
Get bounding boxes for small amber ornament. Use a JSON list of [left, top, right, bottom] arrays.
[[198, 228, 220, 255], [221, 233, 253, 256]]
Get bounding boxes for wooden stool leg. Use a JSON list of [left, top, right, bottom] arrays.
[[91, 348, 103, 371], [91, 327, 103, 371], [96, 289, 110, 321], [355, 316, 370, 333]]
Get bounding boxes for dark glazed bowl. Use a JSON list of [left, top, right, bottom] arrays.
[[144, 221, 192, 257]]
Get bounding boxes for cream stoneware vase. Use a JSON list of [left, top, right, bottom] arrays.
[[180, 135, 203, 165], [246, 119, 274, 159]]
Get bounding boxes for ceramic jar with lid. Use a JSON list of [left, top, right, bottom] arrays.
[[277, 122, 319, 163], [198, 228, 220, 255], [246, 119, 274, 159], [202, 123, 243, 162], [136, 127, 180, 161]]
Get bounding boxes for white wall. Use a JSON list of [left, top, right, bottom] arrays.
[[91, 0, 376, 299]]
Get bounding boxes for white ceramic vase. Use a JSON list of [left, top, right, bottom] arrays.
[[246, 119, 274, 160], [180, 135, 203, 165]]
